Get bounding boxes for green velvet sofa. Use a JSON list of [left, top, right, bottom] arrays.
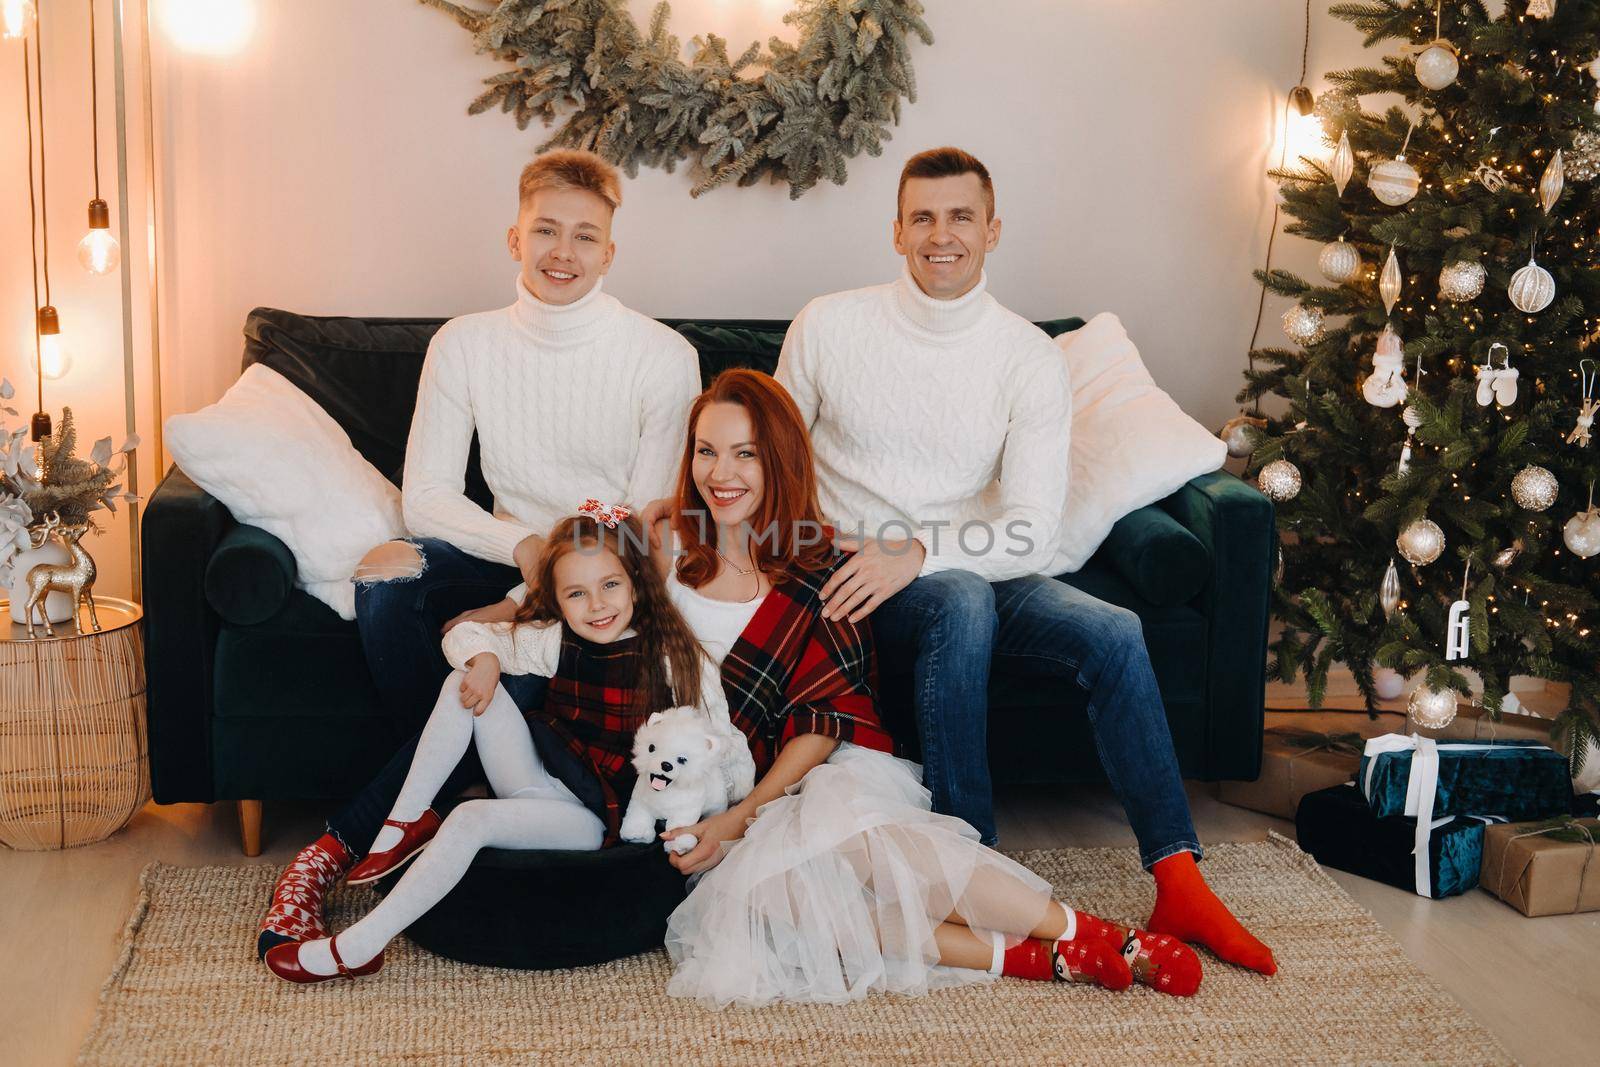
[[142, 308, 1274, 852]]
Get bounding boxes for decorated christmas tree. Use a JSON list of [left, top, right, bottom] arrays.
[[1241, 0, 1600, 763]]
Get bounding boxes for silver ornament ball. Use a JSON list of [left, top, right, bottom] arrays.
[[1402, 404, 1424, 430], [1564, 509, 1600, 559], [1369, 157, 1421, 206], [1408, 684, 1459, 730], [1438, 261, 1486, 302], [1374, 666, 1406, 701], [1219, 414, 1264, 459], [1568, 131, 1600, 183], [1397, 518, 1445, 566], [1318, 239, 1363, 284], [1415, 45, 1459, 90], [1511, 465, 1559, 511], [1509, 258, 1556, 314], [1258, 459, 1302, 502], [1281, 304, 1327, 346]]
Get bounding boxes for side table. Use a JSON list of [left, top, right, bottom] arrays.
[[0, 596, 150, 850]]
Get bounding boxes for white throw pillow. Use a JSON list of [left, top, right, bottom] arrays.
[[164, 364, 404, 620], [1049, 312, 1226, 574]]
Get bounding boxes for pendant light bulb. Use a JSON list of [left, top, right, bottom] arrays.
[[76, 199, 121, 274], [36, 306, 71, 381], [1, 0, 36, 40]]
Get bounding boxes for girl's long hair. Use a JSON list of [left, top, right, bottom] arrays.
[[672, 369, 833, 589], [513, 513, 703, 713]]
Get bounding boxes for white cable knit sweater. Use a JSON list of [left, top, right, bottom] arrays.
[[775, 267, 1071, 581], [403, 277, 701, 565]]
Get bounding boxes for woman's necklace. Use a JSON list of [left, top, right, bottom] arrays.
[[716, 547, 757, 576]]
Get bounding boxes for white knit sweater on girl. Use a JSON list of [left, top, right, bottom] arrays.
[[402, 276, 701, 565]]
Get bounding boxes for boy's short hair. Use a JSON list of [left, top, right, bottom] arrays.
[[897, 146, 995, 220], [518, 149, 623, 212]]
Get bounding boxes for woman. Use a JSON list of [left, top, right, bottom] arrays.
[[649, 370, 1200, 1008]]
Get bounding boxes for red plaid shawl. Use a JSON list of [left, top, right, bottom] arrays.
[[539, 553, 895, 845], [718, 553, 896, 776]]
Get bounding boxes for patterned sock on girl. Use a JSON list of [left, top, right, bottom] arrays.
[[256, 833, 350, 959], [1067, 905, 1203, 997], [989, 931, 1132, 990]]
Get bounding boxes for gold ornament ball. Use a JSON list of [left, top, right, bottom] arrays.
[[1415, 45, 1459, 90], [1281, 304, 1326, 346], [1258, 459, 1302, 502], [1510, 465, 1559, 511], [1564, 509, 1600, 559], [1408, 684, 1459, 730], [1369, 156, 1421, 206], [1438, 261, 1486, 302], [1397, 518, 1445, 566], [1318, 239, 1363, 284], [1509, 258, 1556, 313]]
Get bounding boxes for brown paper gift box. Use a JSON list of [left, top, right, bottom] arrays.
[[1480, 818, 1600, 917], [1218, 725, 1365, 820]]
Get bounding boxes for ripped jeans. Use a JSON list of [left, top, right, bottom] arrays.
[[335, 537, 546, 859], [353, 537, 524, 733]]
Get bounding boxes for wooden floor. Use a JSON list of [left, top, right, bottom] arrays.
[[4, 781, 1597, 1066]]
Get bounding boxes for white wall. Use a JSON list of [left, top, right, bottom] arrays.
[[2, 0, 1379, 600]]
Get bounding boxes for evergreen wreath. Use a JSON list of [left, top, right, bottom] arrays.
[[421, 0, 934, 199]]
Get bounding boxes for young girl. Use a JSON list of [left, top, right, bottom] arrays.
[[264, 506, 725, 984]]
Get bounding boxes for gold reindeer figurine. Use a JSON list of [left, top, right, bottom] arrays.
[[23, 513, 100, 639]]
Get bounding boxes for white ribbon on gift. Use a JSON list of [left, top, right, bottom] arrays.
[[1360, 734, 1512, 898]]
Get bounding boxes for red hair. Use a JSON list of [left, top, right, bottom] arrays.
[[672, 369, 833, 588]]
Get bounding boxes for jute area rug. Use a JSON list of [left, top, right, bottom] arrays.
[[79, 833, 1509, 1066]]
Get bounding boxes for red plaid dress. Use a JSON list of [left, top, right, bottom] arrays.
[[535, 631, 654, 847]]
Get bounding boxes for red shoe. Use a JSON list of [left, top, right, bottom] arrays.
[[264, 936, 383, 985], [345, 809, 441, 885]]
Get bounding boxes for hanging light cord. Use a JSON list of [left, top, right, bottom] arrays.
[[23, 43, 42, 411], [34, 12, 50, 310], [1245, 0, 1313, 419], [90, 0, 100, 200]]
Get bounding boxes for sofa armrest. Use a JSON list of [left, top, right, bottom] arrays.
[[143, 466, 236, 803], [205, 524, 297, 625], [1159, 470, 1275, 780], [1097, 505, 1210, 607]]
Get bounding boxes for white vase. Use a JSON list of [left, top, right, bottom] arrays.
[[8, 536, 76, 625]]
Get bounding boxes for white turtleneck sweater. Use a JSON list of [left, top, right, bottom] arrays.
[[403, 277, 701, 565], [775, 268, 1070, 581]]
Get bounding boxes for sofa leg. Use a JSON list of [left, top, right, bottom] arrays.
[[238, 799, 263, 857]]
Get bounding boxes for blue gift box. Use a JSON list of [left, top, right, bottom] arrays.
[[1359, 736, 1570, 822], [1295, 784, 1486, 899]]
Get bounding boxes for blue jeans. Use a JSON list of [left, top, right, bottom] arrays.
[[870, 570, 1201, 867], [354, 537, 524, 730], [332, 537, 544, 859]]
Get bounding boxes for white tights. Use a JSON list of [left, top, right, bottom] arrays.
[[299, 673, 603, 974]]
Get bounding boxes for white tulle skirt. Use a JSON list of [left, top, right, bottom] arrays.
[[663, 743, 1055, 1009]]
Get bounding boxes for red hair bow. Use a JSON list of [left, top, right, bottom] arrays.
[[578, 498, 631, 529]]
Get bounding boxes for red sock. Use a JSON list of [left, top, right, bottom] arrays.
[[1069, 909, 1203, 997], [997, 936, 1131, 991], [1147, 851, 1276, 976], [256, 834, 351, 960]]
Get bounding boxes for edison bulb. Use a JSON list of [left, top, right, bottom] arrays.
[[1, 0, 36, 40], [38, 332, 71, 381], [77, 229, 121, 275], [156, 0, 256, 55]]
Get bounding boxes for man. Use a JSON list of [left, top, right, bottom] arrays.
[[773, 147, 1274, 976], [258, 150, 700, 959]]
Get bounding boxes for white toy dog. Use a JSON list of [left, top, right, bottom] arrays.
[[620, 705, 756, 854]]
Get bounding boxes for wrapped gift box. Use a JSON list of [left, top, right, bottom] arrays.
[[1480, 818, 1600, 917], [1219, 725, 1364, 819], [1295, 784, 1486, 899], [1358, 736, 1570, 822]]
